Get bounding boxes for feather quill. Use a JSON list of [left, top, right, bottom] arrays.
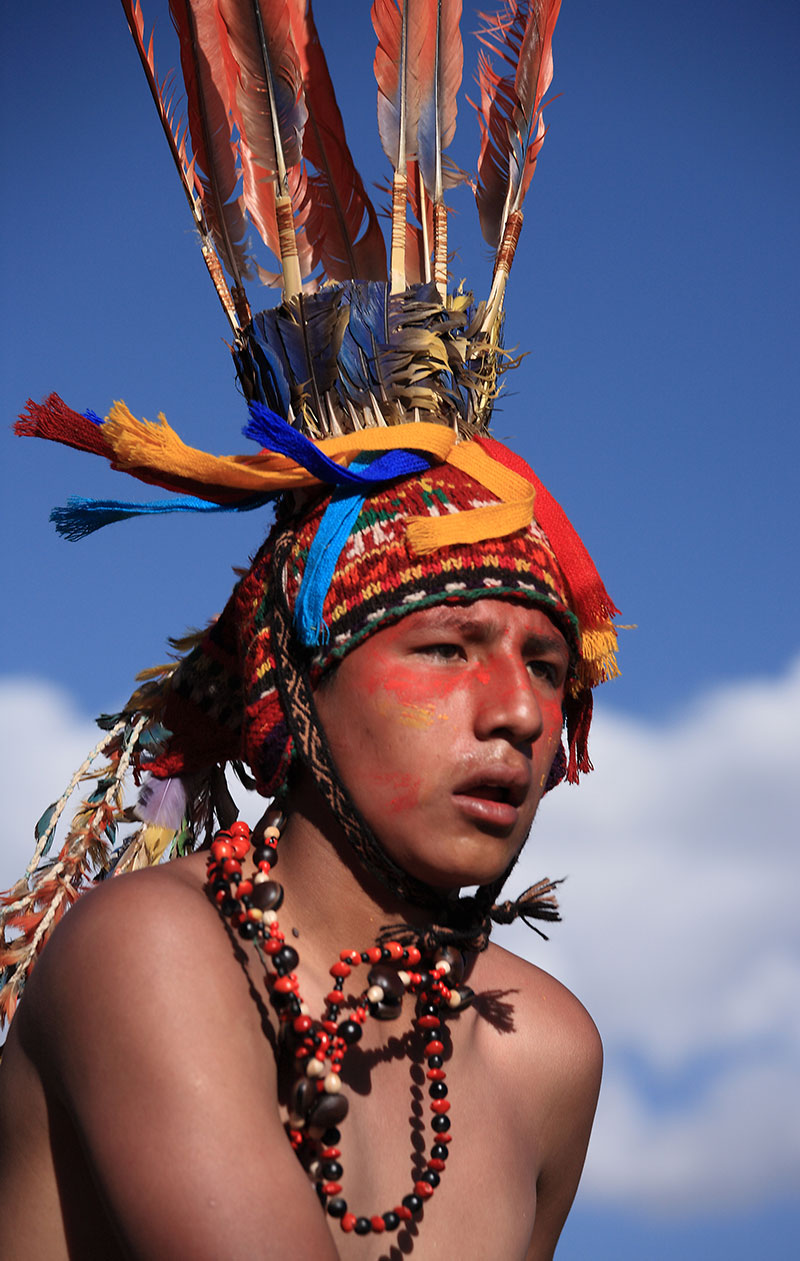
[[121, 0, 243, 328], [290, 0, 386, 283], [216, 0, 311, 295], [169, 0, 253, 323], [415, 0, 463, 291], [473, 0, 561, 328]]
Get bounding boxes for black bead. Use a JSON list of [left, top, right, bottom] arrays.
[[338, 1019, 362, 1045], [251, 879, 284, 911], [252, 844, 278, 868], [369, 997, 403, 1021], [431, 1143, 449, 1161], [354, 1218, 372, 1235], [402, 1193, 422, 1215], [321, 1160, 343, 1181], [382, 1211, 400, 1231], [360, 951, 371, 963], [429, 1081, 448, 1099], [327, 1198, 348, 1218], [315, 1181, 327, 1204], [274, 944, 299, 972], [420, 1169, 440, 1188], [309, 1091, 349, 1128], [428, 1054, 443, 1069], [432, 1114, 451, 1133], [219, 897, 238, 918], [421, 1002, 439, 1018], [381, 947, 393, 962], [367, 963, 406, 1001], [238, 919, 257, 940], [322, 1127, 341, 1146], [211, 879, 228, 897]]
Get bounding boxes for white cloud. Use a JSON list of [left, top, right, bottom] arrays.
[[496, 656, 800, 1212], [2, 663, 798, 1214]]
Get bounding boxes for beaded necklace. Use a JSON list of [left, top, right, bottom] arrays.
[[206, 813, 475, 1239]]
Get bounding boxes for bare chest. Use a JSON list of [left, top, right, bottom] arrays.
[[274, 1008, 541, 1260]]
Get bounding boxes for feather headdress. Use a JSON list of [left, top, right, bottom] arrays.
[[3, 0, 621, 1027]]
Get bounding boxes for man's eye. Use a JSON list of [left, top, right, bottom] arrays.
[[420, 642, 463, 661], [528, 659, 559, 685]]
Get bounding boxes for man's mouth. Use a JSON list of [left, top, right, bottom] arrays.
[[452, 768, 530, 828]]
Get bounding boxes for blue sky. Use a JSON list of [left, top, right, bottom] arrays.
[[2, 2, 798, 1256]]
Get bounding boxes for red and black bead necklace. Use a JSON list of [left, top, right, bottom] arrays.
[[206, 814, 475, 1238]]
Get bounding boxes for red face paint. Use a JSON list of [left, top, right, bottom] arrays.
[[313, 600, 570, 891]]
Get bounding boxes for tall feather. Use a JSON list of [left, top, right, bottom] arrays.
[[473, 0, 561, 326], [415, 0, 463, 292], [169, 0, 253, 324], [216, 0, 311, 295], [290, 0, 386, 283], [372, 0, 429, 292], [121, 0, 243, 328]]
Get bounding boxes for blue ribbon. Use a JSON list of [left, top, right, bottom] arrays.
[[50, 493, 271, 541]]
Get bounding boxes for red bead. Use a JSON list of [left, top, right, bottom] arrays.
[[341, 1213, 357, 1233], [321, 1147, 341, 1159], [425, 1039, 444, 1056], [366, 946, 383, 963], [293, 1015, 313, 1034], [396, 1205, 412, 1221], [326, 991, 344, 1007], [438, 1133, 452, 1144], [257, 860, 272, 873], [428, 1158, 446, 1171], [414, 1181, 434, 1199], [222, 857, 241, 876], [370, 1216, 386, 1233], [228, 821, 251, 838], [431, 1099, 451, 1114], [330, 961, 351, 978], [322, 1182, 342, 1195], [273, 975, 295, 994], [322, 1021, 338, 1035], [230, 838, 250, 859], [405, 946, 421, 966], [384, 941, 404, 960], [340, 949, 360, 964], [237, 879, 253, 898], [214, 889, 227, 905], [263, 938, 283, 955], [417, 1015, 440, 1029], [427, 1068, 446, 1081], [210, 840, 232, 862]]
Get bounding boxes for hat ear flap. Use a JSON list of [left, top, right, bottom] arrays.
[[543, 740, 568, 793]]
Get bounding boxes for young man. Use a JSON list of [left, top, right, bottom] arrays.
[[0, 2, 618, 1254]]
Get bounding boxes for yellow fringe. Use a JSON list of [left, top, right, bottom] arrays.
[[406, 441, 536, 553]]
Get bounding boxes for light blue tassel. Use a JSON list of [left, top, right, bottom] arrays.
[[293, 456, 375, 647], [51, 493, 272, 541]]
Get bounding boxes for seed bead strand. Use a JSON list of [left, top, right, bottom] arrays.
[[206, 820, 474, 1237]]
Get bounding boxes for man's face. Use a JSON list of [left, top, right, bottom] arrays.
[[313, 599, 570, 891]]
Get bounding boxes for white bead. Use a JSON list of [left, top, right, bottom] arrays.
[[306, 1058, 325, 1078], [254, 871, 269, 884], [367, 985, 385, 1004], [324, 1073, 342, 1094], [397, 971, 411, 987], [299, 1002, 311, 1015], [447, 990, 462, 1009], [248, 907, 263, 921], [263, 826, 281, 840], [264, 910, 278, 924], [437, 959, 452, 976]]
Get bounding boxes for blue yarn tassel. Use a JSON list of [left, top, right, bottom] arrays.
[[51, 493, 272, 541], [242, 401, 429, 486], [293, 457, 377, 647]]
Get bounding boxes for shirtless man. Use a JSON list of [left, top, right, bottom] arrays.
[[0, 4, 616, 1253], [0, 589, 602, 1259]]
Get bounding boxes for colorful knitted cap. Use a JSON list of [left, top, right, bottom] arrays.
[[144, 448, 598, 800]]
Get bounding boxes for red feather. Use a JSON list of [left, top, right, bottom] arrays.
[[290, 1, 386, 282], [169, 1, 253, 297], [473, 0, 561, 248]]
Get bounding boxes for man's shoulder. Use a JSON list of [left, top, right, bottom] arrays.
[[18, 853, 252, 1080], [470, 940, 602, 1092]]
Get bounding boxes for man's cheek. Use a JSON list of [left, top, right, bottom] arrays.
[[370, 770, 422, 813]]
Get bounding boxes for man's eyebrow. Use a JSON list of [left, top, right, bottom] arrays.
[[413, 608, 569, 654]]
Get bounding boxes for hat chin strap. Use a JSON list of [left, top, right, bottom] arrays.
[[267, 524, 512, 947]]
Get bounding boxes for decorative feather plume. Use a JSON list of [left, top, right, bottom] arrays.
[[168, 0, 253, 324], [290, 0, 387, 283], [216, 0, 311, 296], [121, 0, 244, 328], [372, 0, 430, 292], [473, 0, 562, 326], [415, 0, 463, 291], [134, 773, 188, 829]]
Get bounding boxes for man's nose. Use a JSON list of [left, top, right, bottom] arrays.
[[473, 656, 544, 745]]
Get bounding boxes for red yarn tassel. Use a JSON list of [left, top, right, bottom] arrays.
[[15, 394, 113, 460], [475, 436, 619, 630], [564, 690, 593, 784]]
